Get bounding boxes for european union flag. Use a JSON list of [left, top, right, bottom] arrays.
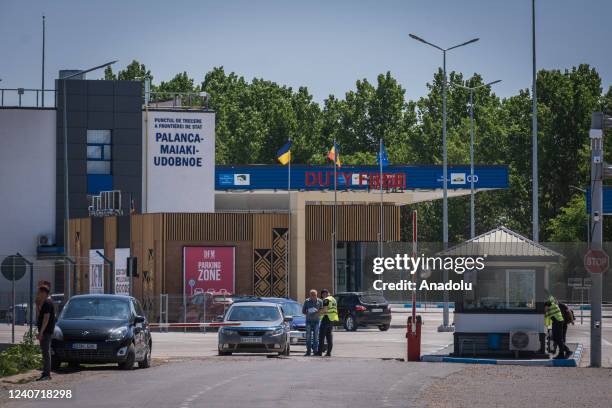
[[378, 140, 389, 167]]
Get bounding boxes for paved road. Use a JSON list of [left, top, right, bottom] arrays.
[[1, 357, 462, 408]]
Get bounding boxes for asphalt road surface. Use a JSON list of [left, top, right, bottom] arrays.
[[1, 357, 462, 408]]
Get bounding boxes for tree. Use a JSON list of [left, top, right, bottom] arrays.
[[547, 194, 587, 242]]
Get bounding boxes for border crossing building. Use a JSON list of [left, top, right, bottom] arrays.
[[0, 77, 509, 316]]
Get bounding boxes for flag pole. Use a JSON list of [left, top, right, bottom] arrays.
[[379, 138, 384, 259], [286, 143, 291, 298], [333, 139, 338, 295]]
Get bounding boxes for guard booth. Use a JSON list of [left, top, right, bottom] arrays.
[[438, 226, 562, 357]]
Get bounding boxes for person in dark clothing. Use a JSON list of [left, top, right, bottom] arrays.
[[558, 302, 574, 344], [36, 286, 56, 381], [315, 289, 338, 357], [545, 300, 571, 359]]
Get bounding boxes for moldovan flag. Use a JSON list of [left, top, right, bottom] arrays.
[[276, 140, 292, 165], [328, 142, 341, 167]]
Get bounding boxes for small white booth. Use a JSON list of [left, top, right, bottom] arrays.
[[439, 226, 562, 357]]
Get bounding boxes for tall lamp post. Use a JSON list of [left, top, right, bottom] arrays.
[[452, 79, 502, 238], [532, 0, 539, 242], [62, 61, 117, 259], [409, 34, 479, 331]]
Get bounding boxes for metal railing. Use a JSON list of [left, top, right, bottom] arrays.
[[0, 88, 57, 108]]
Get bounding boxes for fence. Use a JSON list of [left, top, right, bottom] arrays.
[[0, 88, 57, 108]]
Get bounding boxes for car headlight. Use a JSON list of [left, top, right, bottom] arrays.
[[53, 326, 63, 341], [270, 327, 284, 336], [108, 326, 128, 341]]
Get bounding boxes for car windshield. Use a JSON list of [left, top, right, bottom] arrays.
[[359, 294, 387, 304], [61, 298, 131, 320], [227, 306, 280, 322], [279, 302, 303, 317]]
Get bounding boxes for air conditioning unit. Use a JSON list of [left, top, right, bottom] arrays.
[[509, 330, 540, 352], [38, 233, 55, 247]]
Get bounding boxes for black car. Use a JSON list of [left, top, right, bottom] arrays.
[[51, 294, 152, 370], [335, 292, 392, 331]]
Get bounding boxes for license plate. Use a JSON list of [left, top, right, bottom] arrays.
[[371, 308, 383, 313], [72, 343, 97, 350], [241, 337, 262, 343]]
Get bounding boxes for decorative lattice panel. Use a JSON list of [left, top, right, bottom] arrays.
[[271, 228, 288, 297], [253, 249, 272, 296]]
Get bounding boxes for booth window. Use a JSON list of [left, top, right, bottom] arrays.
[[87, 130, 112, 174], [463, 268, 536, 311]]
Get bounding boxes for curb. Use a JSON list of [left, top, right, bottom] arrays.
[[421, 343, 583, 367]]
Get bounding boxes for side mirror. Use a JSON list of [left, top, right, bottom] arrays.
[[284, 316, 293, 322], [135, 315, 145, 324], [215, 315, 224, 322]]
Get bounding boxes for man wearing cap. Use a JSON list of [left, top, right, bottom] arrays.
[[315, 289, 338, 357]]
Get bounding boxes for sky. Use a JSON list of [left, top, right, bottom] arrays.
[[1, 0, 611, 104]]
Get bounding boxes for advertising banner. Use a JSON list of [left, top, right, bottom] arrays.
[[144, 110, 215, 213], [114, 248, 130, 295], [183, 247, 235, 297], [215, 164, 509, 191], [89, 250, 105, 294]]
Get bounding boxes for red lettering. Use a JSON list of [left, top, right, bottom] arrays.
[[305, 172, 317, 187]]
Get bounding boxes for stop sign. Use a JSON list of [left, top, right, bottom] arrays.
[[584, 249, 609, 274]]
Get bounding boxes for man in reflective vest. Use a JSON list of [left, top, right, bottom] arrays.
[[315, 289, 338, 357], [545, 295, 571, 359]]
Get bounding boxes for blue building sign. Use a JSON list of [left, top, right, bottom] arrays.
[[586, 187, 612, 215], [215, 165, 509, 191]]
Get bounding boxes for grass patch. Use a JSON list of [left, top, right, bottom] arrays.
[[0, 332, 41, 377]]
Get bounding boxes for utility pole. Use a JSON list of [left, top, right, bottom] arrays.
[[532, 0, 539, 242], [589, 112, 612, 367], [41, 15, 45, 107]]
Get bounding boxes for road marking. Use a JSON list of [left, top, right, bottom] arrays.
[[180, 373, 248, 408]]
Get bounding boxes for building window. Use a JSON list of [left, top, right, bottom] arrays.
[[87, 130, 112, 174]]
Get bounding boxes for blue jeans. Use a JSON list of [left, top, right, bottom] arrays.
[[305, 319, 320, 354]]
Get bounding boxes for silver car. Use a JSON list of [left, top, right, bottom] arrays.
[[217, 302, 291, 356]]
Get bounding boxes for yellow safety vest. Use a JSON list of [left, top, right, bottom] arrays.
[[324, 296, 339, 321]]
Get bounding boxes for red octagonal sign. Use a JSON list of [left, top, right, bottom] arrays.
[[584, 249, 609, 274]]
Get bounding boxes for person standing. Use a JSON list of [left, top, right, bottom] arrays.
[[302, 289, 323, 356], [316, 289, 338, 357], [36, 286, 56, 381], [544, 296, 571, 360]]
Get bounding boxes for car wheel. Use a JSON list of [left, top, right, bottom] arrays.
[[138, 343, 152, 369], [51, 357, 62, 371], [344, 315, 357, 331], [118, 344, 135, 370], [218, 349, 232, 356], [378, 324, 390, 331]]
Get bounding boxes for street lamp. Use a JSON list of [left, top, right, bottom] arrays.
[[409, 33, 479, 331], [452, 79, 502, 238], [62, 60, 117, 259]]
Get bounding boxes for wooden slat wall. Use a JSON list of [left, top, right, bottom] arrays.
[[305, 205, 400, 242], [164, 213, 253, 242], [252, 214, 289, 248], [68, 217, 91, 294]]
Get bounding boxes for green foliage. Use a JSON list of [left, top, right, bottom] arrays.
[[109, 60, 608, 243], [547, 194, 588, 242], [0, 332, 41, 377]]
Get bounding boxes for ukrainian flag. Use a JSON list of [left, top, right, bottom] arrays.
[[276, 140, 292, 165], [328, 142, 341, 167]]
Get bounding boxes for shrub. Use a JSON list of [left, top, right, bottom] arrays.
[[0, 332, 42, 377]]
